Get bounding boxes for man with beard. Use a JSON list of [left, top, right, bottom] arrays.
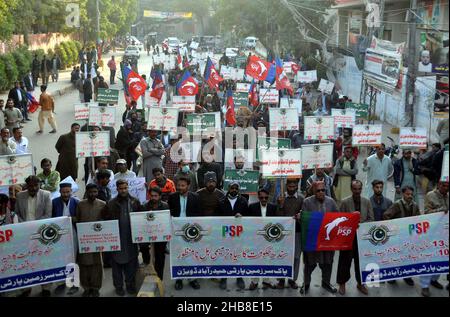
[[55, 123, 80, 180], [369, 180, 393, 221], [196, 172, 225, 216]]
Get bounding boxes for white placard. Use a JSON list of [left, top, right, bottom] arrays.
[[442, 151, 449, 182], [0, 154, 34, 186], [190, 41, 199, 50], [88, 105, 116, 127], [220, 66, 245, 81], [259, 88, 279, 104], [318, 79, 335, 94], [303, 116, 335, 140], [269, 108, 299, 131], [74, 102, 98, 121], [280, 98, 303, 114], [331, 108, 356, 128], [236, 83, 251, 93], [283, 62, 294, 74], [260, 149, 302, 178], [172, 95, 196, 112], [224, 148, 255, 170], [147, 107, 179, 133], [75, 131, 110, 158], [77, 220, 121, 254], [130, 210, 172, 243], [399, 127, 428, 149], [108, 177, 147, 204], [352, 125, 383, 146], [301, 143, 334, 170], [295, 70, 318, 83]]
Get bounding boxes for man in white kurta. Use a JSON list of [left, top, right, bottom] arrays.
[[363, 145, 394, 199]]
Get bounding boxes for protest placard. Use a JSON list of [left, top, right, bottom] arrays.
[[280, 98, 302, 114], [301, 143, 334, 170], [77, 220, 121, 254], [318, 79, 335, 94], [269, 108, 299, 131], [74, 102, 98, 121], [236, 83, 251, 93], [0, 154, 33, 186], [108, 177, 147, 204], [345, 102, 369, 120], [399, 127, 428, 149], [172, 95, 196, 112], [0, 217, 74, 292], [88, 105, 116, 127], [221, 66, 245, 81], [442, 151, 449, 182], [223, 170, 259, 194], [186, 113, 221, 135], [97, 88, 119, 104], [130, 210, 172, 243], [224, 148, 254, 170], [233, 92, 249, 108], [147, 107, 179, 133], [358, 213, 449, 283], [75, 131, 110, 158], [256, 137, 291, 160], [331, 108, 356, 128], [259, 88, 279, 104], [303, 116, 335, 140], [260, 149, 302, 178], [170, 217, 295, 279], [295, 70, 318, 83], [352, 125, 383, 146]]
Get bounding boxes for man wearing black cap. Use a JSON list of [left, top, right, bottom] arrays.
[[197, 171, 225, 216], [75, 183, 106, 297], [218, 181, 249, 290]]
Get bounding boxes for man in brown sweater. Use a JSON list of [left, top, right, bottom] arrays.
[[37, 85, 57, 134]]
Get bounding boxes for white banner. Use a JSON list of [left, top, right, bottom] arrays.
[[74, 102, 98, 121], [260, 149, 302, 178], [0, 154, 34, 186], [352, 125, 383, 146], [88, 105, 116, 127], [269, 108, 299, 131], [301, 143, 334, 170], [77, 220, 121, 254], [147, 107, 179, 133], [236, 83, 251, 93], [75, 131, 110, 158], [108, 177, 147, 204], [172, 95, 196, 112], [331, 108, 356, 128], [259, 88, 279, 104], [303, 116, 335, 140], [295, 70, 317, 83], [318, 79, 335, 94], [130, 210, 172, 243], [399, 127, 428, 149]]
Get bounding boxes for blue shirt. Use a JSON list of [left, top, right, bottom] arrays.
[[179, 195, 187, 218]]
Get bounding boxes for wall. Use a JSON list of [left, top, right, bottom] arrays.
[[0, 33, 75, 54]]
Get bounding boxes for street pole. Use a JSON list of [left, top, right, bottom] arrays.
[[96, 0, 101, 45], [405, 0, 417, 127]]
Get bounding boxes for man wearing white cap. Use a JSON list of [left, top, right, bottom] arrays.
[[114, 159, 137, 180], [418, 50, 432, 73]]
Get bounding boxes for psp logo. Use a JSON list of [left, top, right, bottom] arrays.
[[337, 226, 353, 237], [409, 221, 430, 236], [222, 225, 243, 238]]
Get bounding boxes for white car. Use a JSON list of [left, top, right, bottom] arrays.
[[124, 45, 140, 59], [127, 36, 144, 51], [243, 36, 258, 49], [168, 37, 180, 53]]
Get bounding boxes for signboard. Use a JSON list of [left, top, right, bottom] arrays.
[[295, 70, 317, 83], [345, 102, 369, 120], [236, 83, 251, 93], [75, 131, 110, 158], [399, 127, 428, 149], [235, 56, 248, 69], [186, 113, 221, 135], [0, 217, 74, 292], [220, 66, 245, 81], [170, 217, 295, 279], [331, 108, 356, 128], [256, 137, 291, 161], [303, 116, 335, 140], [108, 177, 147, 204], [190, 41, 199, 50], [358, 213, 449, 284], [223, 170, 260, 194], [301, 143, 334, 170], [269, 108, 299, 131], [224, 149, 254, 170], [88, 105, 116, 127], [352, 125, 383, 146], [77, 220, 121, 254], [147, 107, 179, 133], [280, 98, 302, 114], [97, 88, 119, 104], [260, 149, 302, 178], [259, 89, 279, 104], [318, 79, 335, 94], [0, 154, 34, 186], [233, 92, 249, 108], [172, 96, 196, 112], [130, 210, 172, 243], [283, 62, 294, 75], [74, 102, 98, 121], [442, 151, 449, 182]]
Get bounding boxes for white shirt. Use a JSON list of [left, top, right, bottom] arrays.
[[17, 89, 23, 102], [9, 136, 29, 154], [26, 195, 37, 221], [228, 197, 237, 210], [114, 171, 137, 181], [62, 200, 71, 217], [260, 203, 267, 217]]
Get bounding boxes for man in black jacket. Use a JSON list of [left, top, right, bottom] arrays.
[[23, 70, 35, 93], [31, 54, 41, 86], [8, 81, 29, 123], [83, 74, 93, 102], [168, 176, 200, 290], [218, 181, 249, 290]]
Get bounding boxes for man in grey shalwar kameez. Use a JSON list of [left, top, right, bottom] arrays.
[[140, 129, 164, 183], [300, 181, 339, 295]]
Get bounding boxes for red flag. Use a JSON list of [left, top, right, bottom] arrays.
[[150, 70, 165, 103], [177, 71, 199, 96], [126, 70, 148, 101], [291, 63, 300, 75], [249, 81, 259, 107], [245, 55, 273, 81], [204, 57, 223, 91], [226, 89, 236, 126], [275, 57, 294, 96]]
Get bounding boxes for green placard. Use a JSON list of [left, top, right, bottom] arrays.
[[256, 137, 291, 160], [345, 102, 369, 120], [186, 113, 217, 135], [224, 170, 260, 194], [234, 92, 249, 108], [235, 56, 247, 68], [97, 88, 120, 104]]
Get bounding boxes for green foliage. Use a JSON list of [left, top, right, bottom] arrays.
[[0, 53, 19, 90], [12, 49, 30, 78], [0, 0, 18, 41], [32, 49, 46, 61], [55, 43, 69, 69], [0, 59, 8, 91]]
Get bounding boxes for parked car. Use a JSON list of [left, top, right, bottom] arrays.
[[124, 45, 141, 59], [126, 36, 144, 51], [243, 36, 258, 49], [168, 37, 180, 53]]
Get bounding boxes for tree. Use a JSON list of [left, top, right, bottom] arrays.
[[0, 0, 18, 41]]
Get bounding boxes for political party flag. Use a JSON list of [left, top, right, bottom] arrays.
[[176, 70, 199, 96], [26, 92, 40, 113], [226, 89, 236, 126], [204, 57, 223, 91], [275, 57, 294, 96], [245, 55, 276, 84], [249, 80, 259, 107], [177, 48, 183, 69], [123, 66, 148, 101], [301, 212, 360, 251], [150, 69, 165, 103], [291, 63, 300, 75]]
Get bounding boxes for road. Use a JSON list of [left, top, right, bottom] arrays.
[[18, 51, 448, 298]]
